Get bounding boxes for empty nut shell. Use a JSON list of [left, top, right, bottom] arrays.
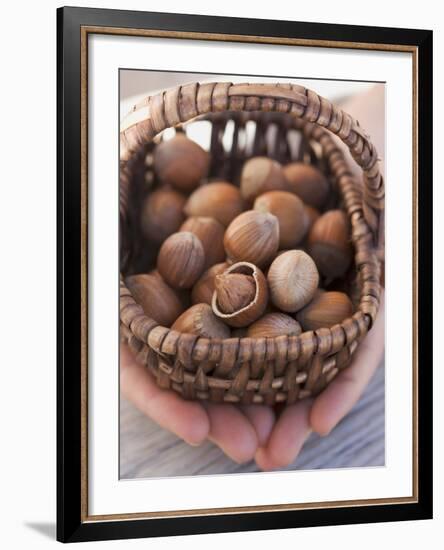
[[246, 312, 302, 338], [125, 273, 184, 327], [184, 182, 244, 226], [224, 210, 279, 268], [180, 216, 225, 269], [268, 250, 319, 312], [171, 303, 231, 338], [214, 274, 256, 313], [307, 209, 352, 280], [157, 231, 205, 289], [254, 190, 309, 248], [283, 162, 329, 209], [153, 134, 210, 193], [212, 262, 268, 328], [296, 291, 353, 331], [240, 157, 288, 203], [140, 189, 186, 244]]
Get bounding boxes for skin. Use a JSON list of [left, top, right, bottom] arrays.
[[120, 292, 384, 470]]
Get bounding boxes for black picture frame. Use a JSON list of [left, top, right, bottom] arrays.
[[57, 5, 433, 543]]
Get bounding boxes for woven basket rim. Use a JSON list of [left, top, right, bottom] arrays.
[[120, 82, 383, 363]]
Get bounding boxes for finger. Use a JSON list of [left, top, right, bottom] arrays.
[[120, 345, 210, 446], [254, 399, 313, 471], [204, 403, 258, 464], [310, 293, 385, 436], [239, 405, 276, 447]]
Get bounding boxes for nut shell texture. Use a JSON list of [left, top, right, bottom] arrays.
[[307, 209, 352, 279], [140, 189, 186, 244], [125, 273, 184, 327], [296, 291, 353, 331], [157, 231, 205, 289], [171, 303, 230, 338], [240, 157, 288, 203], [224, 210, 279, 268], [254, 190, 308, 248], [212, 262, 268, 328], [191, 262, 230, 305], [283, 162, 329, 209], [246, 313, 302, 338], [268, 250, 319, 312], [180, 216, 225, 269], [153, 134, 209, 193], [184, 182, 244, 226]]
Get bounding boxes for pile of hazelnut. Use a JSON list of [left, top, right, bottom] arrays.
[[125, 133, 355, 340]]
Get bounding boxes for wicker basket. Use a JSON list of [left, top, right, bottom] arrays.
[[119, 82, 384, 405]]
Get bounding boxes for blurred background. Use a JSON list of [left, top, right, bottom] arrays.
[[119, 70, 385, 480]]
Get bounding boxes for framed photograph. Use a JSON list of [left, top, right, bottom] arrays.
[[57, 6, 433, 543]]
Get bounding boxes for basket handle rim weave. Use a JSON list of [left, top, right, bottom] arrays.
[[119, 81, 383, 365], [120, 82, 384, 232]]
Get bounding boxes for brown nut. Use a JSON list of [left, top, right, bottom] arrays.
[[191, 262, 231, 305], [254, 190, 309, 249], [224, 210, 279, 268], [157, 231, 205, 289], [246, 312, 302, 338], [153, 134, 210, 193], [304, 205, 320, 231], [171, 303, 230, 339], [184, 182, 244, 227], [180, 216, 225, 269], [296, 291, 353, 331], [149, 269, 191, 310], [240, 157, 288, 204], [307, 209, 352, 280], [140, 189, 186, 244], [125, 273, 184, 327], [212, 262, 268, 328], [283, 163, 329, 209], [215, 274, 255, 313], [268, 250, 319, 312]]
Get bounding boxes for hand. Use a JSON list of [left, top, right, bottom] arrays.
[[120, 344, 275, 464], [254, 291, 385, 470], [120, 291, 384, 469]]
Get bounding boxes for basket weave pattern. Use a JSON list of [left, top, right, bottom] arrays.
[[119, 82, 384, 405]]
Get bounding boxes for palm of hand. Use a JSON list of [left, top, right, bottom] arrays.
[[121, 294, 384, 470]]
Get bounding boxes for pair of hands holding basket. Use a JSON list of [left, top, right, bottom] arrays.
[[121, 85, 385, 470]]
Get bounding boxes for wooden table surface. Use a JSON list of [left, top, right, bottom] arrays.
[[120, 361, 385, 479]]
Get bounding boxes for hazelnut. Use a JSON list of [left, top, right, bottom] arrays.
[[254, 190, 308, 248], [125, 273, 184, 327], [296, 291, 353, 331], [191, 262, 231, 305], [304, 205, 320, 231], [246, 312, 302, 338], [268, 250, 319, 312], [180, 216, 225, 269], [307, 209, 352, 280], [140, 189, 186, 244], [171, 303, 230, 339], [184, 182, 244, 226], [212, 262, 268, 327], [224, 210, 279, 268], [215, 274, 255, 313], [283, 163, 329, 209], [157, 231, 205, 289], [149, 269, 191, 310], [153, 134, 210, 193], [240, 157, 288, 203]]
